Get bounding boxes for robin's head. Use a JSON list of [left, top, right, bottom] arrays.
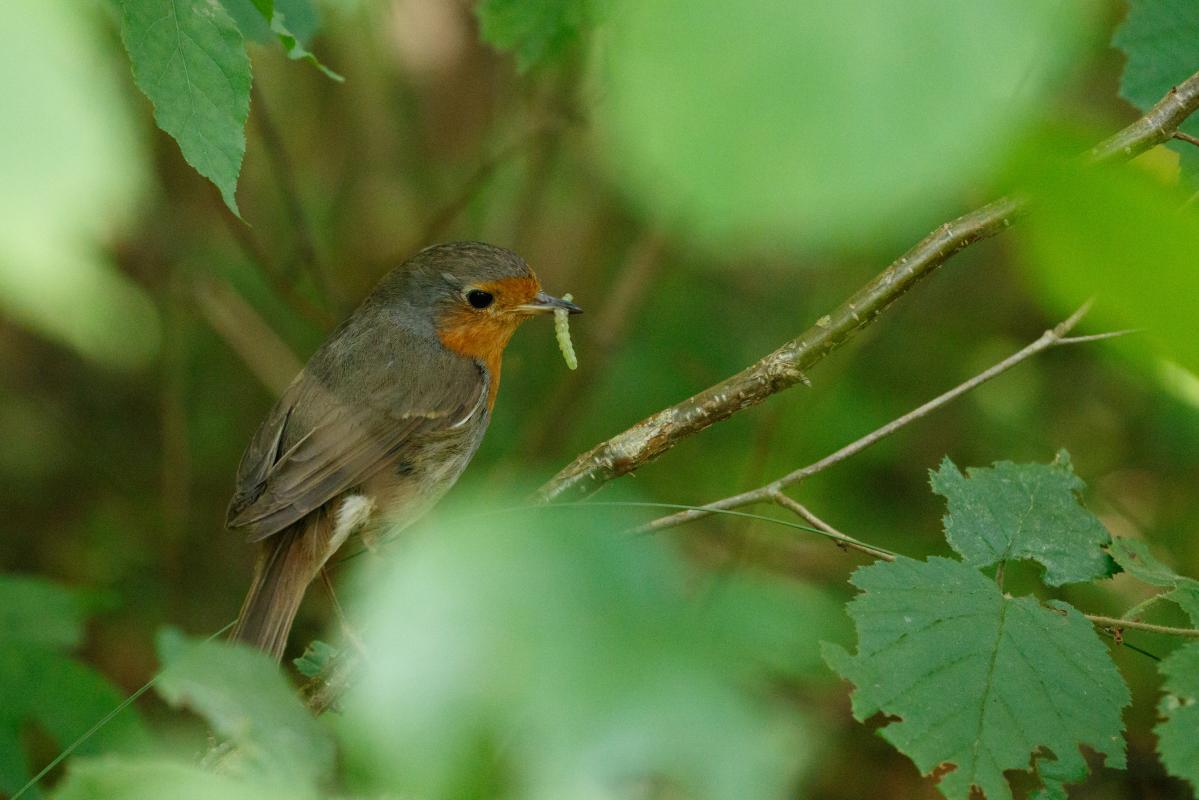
[[378, 241, 580, 364]]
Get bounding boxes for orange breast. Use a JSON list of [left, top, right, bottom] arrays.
[[435, 276, 541, 411], [437, 315, 513, 411]]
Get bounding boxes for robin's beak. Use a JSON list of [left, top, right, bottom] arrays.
[[515, 292, 583, 316]]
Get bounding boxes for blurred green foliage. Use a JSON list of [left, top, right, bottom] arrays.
[[340, 505, 831, 799], [1010, 126, 1199, 378], [0, 576, 148, 799], [475, 0, 603, 72], [598, 0, 1096, 254], [3, 0, 1199, 798], [0, 0, 155, 368], [155, 629, 334, 789]]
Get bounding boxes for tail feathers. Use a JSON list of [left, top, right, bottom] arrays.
[[231, 511, 331, 662]]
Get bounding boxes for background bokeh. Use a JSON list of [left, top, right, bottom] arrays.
[[3, 0, 1199, 797]]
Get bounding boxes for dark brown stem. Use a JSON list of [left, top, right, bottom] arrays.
[[251, 83, 334, 306], [220, 213, 336, 329]]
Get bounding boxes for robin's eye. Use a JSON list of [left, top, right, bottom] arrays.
[[465, 290, 494, 309]]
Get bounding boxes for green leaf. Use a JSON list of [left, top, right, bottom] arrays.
[[52, 756, 301, 800], [155, 629, 333, 789], [219, 0, 273, 42], [292, 639, 336, 679], [219, 0, 319, 45], [1155, 641, 1199, 791], [824, 557, 1130, 800], [598, 0, 1096, 255], [1011, 126, 1199, 375], [930, 451, 1113, 586], [1112, 0, 1199, 186], [0, 0, 157, 368], [265, 15, 343, 82], [1029, 754, 1088, 800], [119, 0, 252, 215], [475, 0, 603, 71], [340, 504, 828, 799], [0, 575, 88, 650], [252, 0, 342, 80], [1108, 538, 1199, 625], [0, 576, 148, 798]]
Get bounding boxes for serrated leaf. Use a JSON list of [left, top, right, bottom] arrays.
[[930, 451, 1112, 586], [241, 0, 342, 81], [1029, 753, 1088, 800], [1112, 0, 1199, 186], [1109, 538, 1199, 625], [475, 0, 602, 71], [1154, 641, 1199, 790], [119, 0, 251, 215], [824, 556, 1129, 800], [219, 0, 318, 45], [266, 14, 343, 82], [52, 756, 301, 800], [155, 629, 332, 789]]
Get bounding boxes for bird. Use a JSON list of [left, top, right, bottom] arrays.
[[225, 242, 581, 661]]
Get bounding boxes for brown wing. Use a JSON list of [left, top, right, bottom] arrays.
[[226, 330, 485, 542]]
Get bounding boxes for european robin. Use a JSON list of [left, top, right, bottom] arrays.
[[227, 242, 581, 661]]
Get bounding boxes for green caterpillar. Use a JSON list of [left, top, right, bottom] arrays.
[[555, 293, 578, 370]]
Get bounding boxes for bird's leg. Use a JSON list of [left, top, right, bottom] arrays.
[[319, 567, 370, 661]]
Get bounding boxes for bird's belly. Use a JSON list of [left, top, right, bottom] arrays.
[[354, 417, 487, 548]]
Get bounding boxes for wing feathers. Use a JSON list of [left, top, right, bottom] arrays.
[[226, 331, 485, 542]]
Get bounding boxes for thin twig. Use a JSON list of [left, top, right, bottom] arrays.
[[251, 83, 333, 305], [221, 212, 336, 329], [320, 568, 370, 661], [770, 493, 896, 560], [1084, 614, 1199, 638], [1173, 130, 1199, 149], [642, 305, 1121, 532], [536, 70, 1199, 504], [160, 274, 192, 562], [1120, 594, 1165, 621]]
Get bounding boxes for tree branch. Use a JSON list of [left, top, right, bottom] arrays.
[[638, 304, 1119, 532], [251, 84, 333, 305], [535, 70, 1199, 504]]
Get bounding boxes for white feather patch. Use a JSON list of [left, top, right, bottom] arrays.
[[330, 493, 376, 558]]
